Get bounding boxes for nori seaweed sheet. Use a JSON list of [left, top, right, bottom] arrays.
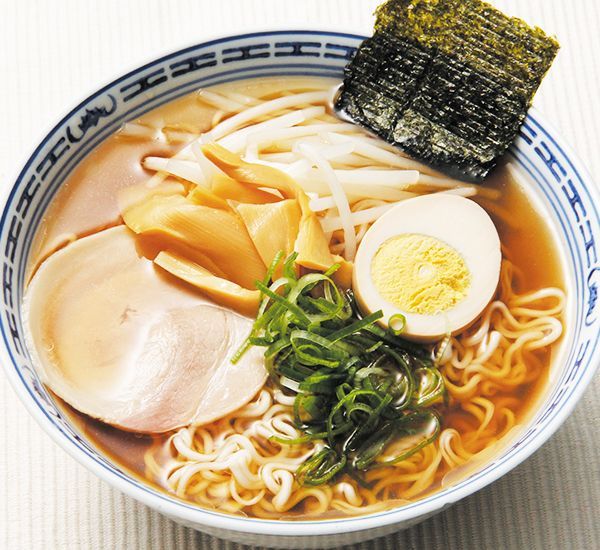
[[335, 0, 559, 182]]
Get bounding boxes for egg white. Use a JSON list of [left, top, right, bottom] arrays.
[[353, 194, 502, 342]]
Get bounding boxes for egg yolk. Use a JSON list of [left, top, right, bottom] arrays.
[[371, 233, 471, 315]]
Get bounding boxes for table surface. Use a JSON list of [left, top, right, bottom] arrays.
[[1, 1, 599, 549]]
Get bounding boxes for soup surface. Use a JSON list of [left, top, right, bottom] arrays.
[[27, 77, 566, 519]]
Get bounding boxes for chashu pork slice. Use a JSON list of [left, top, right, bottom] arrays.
[[22, 225, 267, 433]]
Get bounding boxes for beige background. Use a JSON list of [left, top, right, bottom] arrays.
[[1, 1, 599, 548]]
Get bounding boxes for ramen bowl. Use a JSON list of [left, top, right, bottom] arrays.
[[1, 30, 599, 549]]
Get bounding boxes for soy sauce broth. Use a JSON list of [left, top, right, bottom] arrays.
[[31, 76, 565, 517]]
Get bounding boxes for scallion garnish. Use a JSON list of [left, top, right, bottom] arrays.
[[236, 254, 445, 485], [388, 313, 406, 335]]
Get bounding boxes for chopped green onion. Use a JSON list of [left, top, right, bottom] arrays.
[[412, 367, 446, 407], [263, 250, 285, 286], [255, 281, 311, 325], [327, 311, 383, 343], [242, 252, 445, 485], [296, 448, 347, 486], [388, 313, 406, 335]]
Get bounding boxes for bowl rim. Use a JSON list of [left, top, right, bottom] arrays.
[[1, 28, 599, 537]]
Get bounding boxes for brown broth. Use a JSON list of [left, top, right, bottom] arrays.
[[34, 76, 565, 517], [26, 94, 215, 281]]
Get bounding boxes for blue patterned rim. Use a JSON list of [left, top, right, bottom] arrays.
[[1, 30, 599, 536]]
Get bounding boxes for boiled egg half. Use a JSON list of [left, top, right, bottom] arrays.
[[353, 194, 501, 342]]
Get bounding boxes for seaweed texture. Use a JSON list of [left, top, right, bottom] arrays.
[[336, 0, 559, 181]]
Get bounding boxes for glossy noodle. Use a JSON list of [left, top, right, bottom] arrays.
[[150, 258, 564, 518]]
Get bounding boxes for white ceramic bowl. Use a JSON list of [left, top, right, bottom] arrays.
[[2, 30, 599, 549]]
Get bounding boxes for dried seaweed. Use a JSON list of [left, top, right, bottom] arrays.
[[336, 0, 559, 182]]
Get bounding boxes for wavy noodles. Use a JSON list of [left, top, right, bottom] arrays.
[[133, 81, 567, 517], [145, 258, 564, 517]]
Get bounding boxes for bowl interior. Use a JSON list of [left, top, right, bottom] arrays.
[[1, 30, 599, 537]]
